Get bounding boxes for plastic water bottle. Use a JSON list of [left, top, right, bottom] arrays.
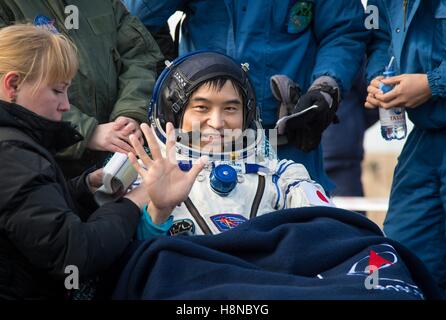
[[379, 57, 407, 140]]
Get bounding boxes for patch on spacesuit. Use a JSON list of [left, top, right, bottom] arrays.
[[168, 219, 196, 236], [33, 15, 60, 34], [287, 0, 313, 34], [210, 214, 248, 232], [300, 181, 334, 207]]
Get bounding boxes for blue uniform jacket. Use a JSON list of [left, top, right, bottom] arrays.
[[367, 0, 446, 130], [124, 0, 368, 127]]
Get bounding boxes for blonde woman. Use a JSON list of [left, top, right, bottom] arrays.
[[0, 25, 150, 299]]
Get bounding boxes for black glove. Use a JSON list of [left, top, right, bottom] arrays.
[[285, 83, 340, 152]]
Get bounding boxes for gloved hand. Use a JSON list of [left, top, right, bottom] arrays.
[[285, 78, 340, 152]]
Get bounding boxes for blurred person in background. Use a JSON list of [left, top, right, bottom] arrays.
[[367, 0, 446, 296], [322, 65, 378, 199]]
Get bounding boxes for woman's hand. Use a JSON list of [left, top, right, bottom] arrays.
[[126, 122, 208, 224]]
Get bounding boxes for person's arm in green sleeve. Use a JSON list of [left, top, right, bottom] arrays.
[[109, 0, 164, 124], [61, 104, 143, 157]]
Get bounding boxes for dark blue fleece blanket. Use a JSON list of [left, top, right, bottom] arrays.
[[113, 207, 442, 300]]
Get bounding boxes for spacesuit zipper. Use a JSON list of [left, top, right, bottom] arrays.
[[250, 175, 266, 219], [184, 198, 213, 235]]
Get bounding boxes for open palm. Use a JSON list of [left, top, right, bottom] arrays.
[[128, 122, 207, 216]]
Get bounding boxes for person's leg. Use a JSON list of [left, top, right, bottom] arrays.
[[384, 128, 446, 293], [437, 137, 446, 294]]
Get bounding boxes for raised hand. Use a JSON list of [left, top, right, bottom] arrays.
[[127, 122, 208, 224]]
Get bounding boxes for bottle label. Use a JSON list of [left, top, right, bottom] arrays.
[[379, 107, 406, 126]]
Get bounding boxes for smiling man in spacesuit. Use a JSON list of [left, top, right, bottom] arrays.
[[128, 51, 333, 238]]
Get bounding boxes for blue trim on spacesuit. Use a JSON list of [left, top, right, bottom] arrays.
[[272, 161, 302, 210], [272, 174, 282, 210], [277, 162, 298, 176], [283, 181, 304, 208]]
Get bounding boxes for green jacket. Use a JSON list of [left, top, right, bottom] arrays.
[[0, 0, 163, 166]]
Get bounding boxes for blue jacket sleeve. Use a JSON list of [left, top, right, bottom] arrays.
[[136, 205, 173, 240], [311, 0, 369, 96], [123, 0, 184, 33], [366, 0, 392, 82]]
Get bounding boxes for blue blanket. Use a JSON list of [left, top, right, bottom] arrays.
[[113, 207, 442, 300]]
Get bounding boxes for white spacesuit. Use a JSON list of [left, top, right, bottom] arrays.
[[147, 131, 332, 236], [98, 141, 334, 236]]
